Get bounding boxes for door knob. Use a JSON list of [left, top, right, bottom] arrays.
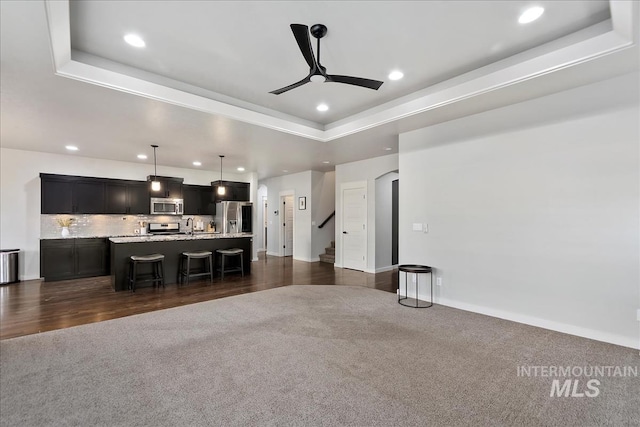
[[343, 231, 348, 234]]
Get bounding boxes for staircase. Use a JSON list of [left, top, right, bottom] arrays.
[[319, 241, 335, 264]]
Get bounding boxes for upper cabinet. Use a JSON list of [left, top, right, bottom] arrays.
[[183, 184, 215, 215], [105, 181, 149, 214], [147, 176, 183, 199], [41, 174, 154, 214], [41, 174, 105, 214], [211, 181, 250, 202]]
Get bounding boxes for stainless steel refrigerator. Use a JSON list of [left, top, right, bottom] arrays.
[[214, 201, 252, 234]]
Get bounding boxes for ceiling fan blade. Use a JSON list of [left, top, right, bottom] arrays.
[[326, 75, 384, 90], [269, 75, 311, 95], [290, 24, 317, 70]]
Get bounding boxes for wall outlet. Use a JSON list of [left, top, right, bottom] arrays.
[[436, 277, 442, 286], [134, 229, 140, 234]]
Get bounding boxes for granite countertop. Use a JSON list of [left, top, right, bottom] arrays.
[[109, 232, 254, 244]]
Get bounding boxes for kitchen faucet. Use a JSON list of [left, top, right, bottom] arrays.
[[186, 218, 194, 234]]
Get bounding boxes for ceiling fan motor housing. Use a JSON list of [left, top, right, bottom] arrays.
[[310, 24, 327, 39]]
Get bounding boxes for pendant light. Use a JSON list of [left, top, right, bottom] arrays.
[[150, 144, 161, 192], [217, 155, 226, 196]]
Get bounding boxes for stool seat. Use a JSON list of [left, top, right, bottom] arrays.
[[179, 251, 213, 286], [217, 248, 243, 255], [128, 254, 165, 292], [183, 250, 212, 258], [216, 248, 244, 279], [131, 254, 165, 262]]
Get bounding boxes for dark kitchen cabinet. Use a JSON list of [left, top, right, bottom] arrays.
[[40, 238, 109, 282], [184, 185, 215, 215], [75, 239, 109, 277], [148, 176, 183, 199], [74, 181, 105, 213], [106, 181, 149, 214], [41, 174, 105, 214], [212, 181, 250, 202], [41, 178, 74, 213]]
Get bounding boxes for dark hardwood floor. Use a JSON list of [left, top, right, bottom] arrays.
[[0, 254, 398, 340]]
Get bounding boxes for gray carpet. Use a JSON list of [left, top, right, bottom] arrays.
[[1, 285, 638, 426]]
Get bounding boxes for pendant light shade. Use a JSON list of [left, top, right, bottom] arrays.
[[150, 145, 161, 192], [217, 155, 226, 195]]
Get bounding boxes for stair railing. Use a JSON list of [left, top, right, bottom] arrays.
[[318, 211, 335, 229]]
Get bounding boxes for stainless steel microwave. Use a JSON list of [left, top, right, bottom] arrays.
[[150, 197, 184, 215]]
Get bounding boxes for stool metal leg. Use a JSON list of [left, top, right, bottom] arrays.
[[186, 257, 191, 286], [240, 253, 244, 277], [208, 254, 213, 283], [132, 261, 137, 292], [160, 260, 165, 288]]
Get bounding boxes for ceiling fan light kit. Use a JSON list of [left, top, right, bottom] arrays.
[[270, 23, 384, 95]]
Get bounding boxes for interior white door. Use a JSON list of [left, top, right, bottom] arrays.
[[342, 186, 367, 271], [283, 195, 294, 256]]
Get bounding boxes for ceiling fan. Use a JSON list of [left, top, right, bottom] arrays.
[[270, 24, 384, 95]]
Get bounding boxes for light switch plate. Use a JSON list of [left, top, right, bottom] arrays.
[[412, 223, 423, 231]]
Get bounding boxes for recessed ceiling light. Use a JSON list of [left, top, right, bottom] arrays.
[[388, 70, 404, 81], [193, 161, 202, 166], [124, 34, 146, 48], [316, 103, 329, 112], [65, 145, 78, 151], [384, 147, 392, 151], [322, 161, 330, 164], [137, 154, 147, 160], [283, 170, 289, 173], [237, 167, 245, 172], [518, 6, 544, 24]]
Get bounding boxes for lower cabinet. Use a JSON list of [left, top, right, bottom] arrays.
[[41, 238, 109, 282]]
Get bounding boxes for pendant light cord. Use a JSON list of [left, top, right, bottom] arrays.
[[152, 144, 158, 180]]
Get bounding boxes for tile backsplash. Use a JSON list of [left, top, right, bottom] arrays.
[[41, 214, 214, 239]]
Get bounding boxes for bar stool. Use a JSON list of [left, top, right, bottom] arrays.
[[178, 250, 213, 285], [216, 248, 244, 279], [128, 254, 165, 292]]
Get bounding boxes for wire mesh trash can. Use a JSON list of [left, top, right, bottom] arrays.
[[0, 249, 19, 285]]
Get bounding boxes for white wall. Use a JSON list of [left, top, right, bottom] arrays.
[[375, 171, 399, 271], [335, 154, 399, 273], [256, 184, 268, 252], [0, 148, 251, 280], [311, 171, 336, 259], [260, 171, 312, 261], [259, 170, 336, 262], [399, 72, 640, 349]]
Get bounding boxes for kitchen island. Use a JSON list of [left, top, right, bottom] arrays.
[[109, 233, 252, 291]]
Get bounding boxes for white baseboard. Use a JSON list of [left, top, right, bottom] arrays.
[[266, 251, 280, 257], [375, 265, 398, 273], [435, 296, 639, 350], [257, 249, 266, 253], [293, 256, 320, 262]]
